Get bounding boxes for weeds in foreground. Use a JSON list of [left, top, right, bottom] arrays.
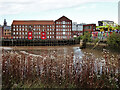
[[2, 49, 120, 88]]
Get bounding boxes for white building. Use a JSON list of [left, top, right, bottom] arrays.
[[72, 22, 77, 31], [118, 1, 120, 25]]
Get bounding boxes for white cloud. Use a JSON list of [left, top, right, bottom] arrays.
[[0, 0, 119, 15]]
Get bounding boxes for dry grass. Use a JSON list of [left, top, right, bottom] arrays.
[[2, 48, 120, 88]]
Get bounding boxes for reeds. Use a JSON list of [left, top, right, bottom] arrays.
[[2, 48, 120, 88]]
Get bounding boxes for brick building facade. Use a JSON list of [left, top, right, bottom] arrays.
[[2, 26, 11, 39], [83, 24, 96, 34], [55, 16, 72, 39], [11, 20, 55, 39], [11, 16, 72, 40], [0, 25, 2, 39]]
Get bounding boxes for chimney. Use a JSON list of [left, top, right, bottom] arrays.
[[3, 19, 7, 26]]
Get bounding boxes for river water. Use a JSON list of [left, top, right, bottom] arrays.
[[1, 45, 120, 83]]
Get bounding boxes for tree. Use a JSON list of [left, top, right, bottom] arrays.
[[107, 32, 120, 49], [82, 32, 92, 42]]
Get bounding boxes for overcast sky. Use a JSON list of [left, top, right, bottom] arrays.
[[0, 0, 119, 26]]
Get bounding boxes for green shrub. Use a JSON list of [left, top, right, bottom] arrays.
[[82, 32, 92, 42], [94, 38, 100, 44], [107, 32, 120, 49]]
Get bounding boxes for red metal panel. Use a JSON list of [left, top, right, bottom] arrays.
[[41, 32, 46, 39], [28, 31, 32, 40]]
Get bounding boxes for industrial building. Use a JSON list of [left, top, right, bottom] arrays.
[[2, 19, 11, 39], [72, 22, 86, 37], [11, 16, 72, 40], [83, 24, 96, 34]]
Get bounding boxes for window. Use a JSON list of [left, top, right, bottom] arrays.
[[47, 32, 49, 34], [50, 32, 51, 34], [68, 22, 69, 24], [22, 25, 24, 27], [16, 32, 18, 35], [19, 36, 21, 39], [13, 29, 15, 31], [63, 32, 65, 35], [50, 36, 51, 38], [13, 25, 15, 27], [63, 29, 65, 31], [63, 25, 65, 28], [56, 22, 58, 24], [25, 26, 27, 28], [25, 32, 27, 35], [13, 36, 15, 39], [22, 28, 24, 31], [22, 32, 24, 35], [63, 36, 66, 39], [16, 29, 18, 31], [39, 32, 41, 34], [19, 32, 21, 35], [25, 29, 27, 31], [56, 25, 58, 27], [47, 36, 49, 38], [56, 29, 58, 31], [13, 32, 15, 35], [43, 29, 45, 31]]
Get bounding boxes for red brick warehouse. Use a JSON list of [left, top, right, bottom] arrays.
[[55, 16, 72, 39], [83, 24, 96, 35], [11, 16, 73, 40]]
